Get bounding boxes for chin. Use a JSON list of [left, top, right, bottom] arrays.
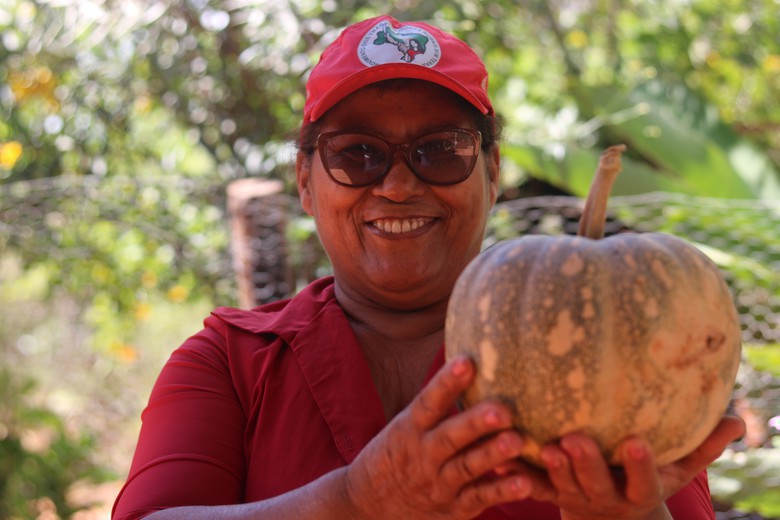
[[373, 273, 454, 308]]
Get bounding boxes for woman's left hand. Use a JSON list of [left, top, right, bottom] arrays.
[[512, 416, 745, 520]]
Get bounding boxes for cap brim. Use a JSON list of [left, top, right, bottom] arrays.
[[306, 64, 490, 124]]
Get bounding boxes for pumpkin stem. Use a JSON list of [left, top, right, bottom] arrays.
[[577, 144, 627, 239]]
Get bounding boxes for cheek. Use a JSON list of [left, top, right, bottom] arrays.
[[438, 190, 489, 251], [453, 176, 494, 246], [307, 173, 362, 232], [303, 166, 332, 215], [461, 171, 495, 217]]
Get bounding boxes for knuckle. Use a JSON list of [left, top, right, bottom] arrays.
[[455, 485, 482, 514], [427, 486, 451, 508], [456, 481, 496, 517], [586, 487, 616, 505], [410, 391, 441, 426], [434, 429, 461, 455], [416, 395, 437, 417], [453, 451, 480, 481], [440, 450, 480, 490], [377, 424, 414, 470]]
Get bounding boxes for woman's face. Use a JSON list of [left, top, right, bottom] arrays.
[[297, 81, 499, 310]]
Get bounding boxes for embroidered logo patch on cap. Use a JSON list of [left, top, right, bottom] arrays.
[[358, 20, 442, 68]]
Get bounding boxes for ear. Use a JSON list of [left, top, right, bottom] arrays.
[[296, 150, 314, 216], [487, 145, 500, 206]]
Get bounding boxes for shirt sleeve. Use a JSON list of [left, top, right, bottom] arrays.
[[666, 470, 716, 519], [112, 317, 247, 520]]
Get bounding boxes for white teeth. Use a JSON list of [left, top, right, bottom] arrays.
[[373, 218, 427, 234]]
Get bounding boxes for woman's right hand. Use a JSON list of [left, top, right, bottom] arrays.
[[343, 355, 531, 519]]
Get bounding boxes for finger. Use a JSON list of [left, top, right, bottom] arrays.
[[671, 416, 746, 475], [540, 443, 579, 499], [456, 473, 532, 518], [410, 355, 475, 431], [439, 430, 524, 489], [492, 457, 559, 503], [559, 434, 618, 502], [620, 437, 663, 504], [426, 399, 513, 459]]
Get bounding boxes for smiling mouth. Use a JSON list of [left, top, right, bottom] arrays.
[[371, 218, 431, 234]]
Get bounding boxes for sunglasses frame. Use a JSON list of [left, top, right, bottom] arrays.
[[316, 128, 483, 188]]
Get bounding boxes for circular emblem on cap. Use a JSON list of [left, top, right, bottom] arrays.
[[358, 20, 442, 68]]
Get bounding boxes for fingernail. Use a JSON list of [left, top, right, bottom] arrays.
[[510, 476, 530, 497], [484, 409, 501, 426], [451, 356, 469, 377], [629, 441, 647, 461]]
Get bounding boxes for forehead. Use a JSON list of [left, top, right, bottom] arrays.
[[318, 79, 477, 135]]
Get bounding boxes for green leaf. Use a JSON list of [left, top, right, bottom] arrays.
[[572, 80, 780, 200], [501, 143, 684, 197], [710, 446, 780, 516], [743, 344, 780, 377]]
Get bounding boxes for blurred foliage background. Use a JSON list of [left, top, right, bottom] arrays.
[[1, 0, 779, 518]]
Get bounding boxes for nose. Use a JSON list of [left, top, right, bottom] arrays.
[[370, 152, 425, 201]]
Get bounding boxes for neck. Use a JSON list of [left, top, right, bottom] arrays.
[[334, 280, 448, 419], [334, 279, 449, 342]]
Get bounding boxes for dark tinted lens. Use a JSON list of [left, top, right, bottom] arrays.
[[322, 133, 389, 186], [410, 130, 478, 185]]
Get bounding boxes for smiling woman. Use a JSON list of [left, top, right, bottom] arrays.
[[295, 80, 499, 313], [111, 15, 744, 520]]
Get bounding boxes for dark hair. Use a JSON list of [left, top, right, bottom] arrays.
[[296, 80, 502, 163]]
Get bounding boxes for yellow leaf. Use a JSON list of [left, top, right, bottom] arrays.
[[167, 285, 189, 303], [141, 270, 158, 288], [134, 301, 152, 321], [112, 342, 139, 363], [762, 54, 780, 73], [134, 95, 152, 114], [0, 141, 23, 169], [566, 30, 588, 49], [8, 67, 59, 108], [91, 263, 113, 283]]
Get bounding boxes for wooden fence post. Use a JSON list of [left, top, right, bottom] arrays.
[[227, 178, 293, 309]]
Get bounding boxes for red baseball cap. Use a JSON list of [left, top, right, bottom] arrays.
[[303, 16, 493, 125]]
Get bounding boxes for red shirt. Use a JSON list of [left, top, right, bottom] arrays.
[[112, 276, 715, 519]]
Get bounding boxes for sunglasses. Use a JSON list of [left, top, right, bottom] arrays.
[[316, 128, 483, 187]]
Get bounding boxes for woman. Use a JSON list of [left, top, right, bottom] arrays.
[[112, 15, 744, 520]]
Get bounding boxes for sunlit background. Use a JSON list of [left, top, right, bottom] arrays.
[[1, 0, 779, 518]]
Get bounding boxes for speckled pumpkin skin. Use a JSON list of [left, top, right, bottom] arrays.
[[445, 232, 742, 467]]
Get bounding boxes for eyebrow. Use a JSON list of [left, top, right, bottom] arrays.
[[322, 124, 473, 138]]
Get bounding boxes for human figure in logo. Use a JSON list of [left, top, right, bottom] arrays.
[[373, 24, 428, 62], [113, 14, 745, 520]]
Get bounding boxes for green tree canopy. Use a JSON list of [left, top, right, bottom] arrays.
[[1, 0, 778, 195]]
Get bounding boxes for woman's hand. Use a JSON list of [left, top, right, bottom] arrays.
[[344, 355, 532, 520], [519, 416, 745, 520]]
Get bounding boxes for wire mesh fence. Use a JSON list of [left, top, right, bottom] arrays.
[[2, 176, 778, 344], [490, 193, 780, 346], [225, 184, 780, 350]]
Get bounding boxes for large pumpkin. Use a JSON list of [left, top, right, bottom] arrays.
[[445, 145, 741, 466]]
